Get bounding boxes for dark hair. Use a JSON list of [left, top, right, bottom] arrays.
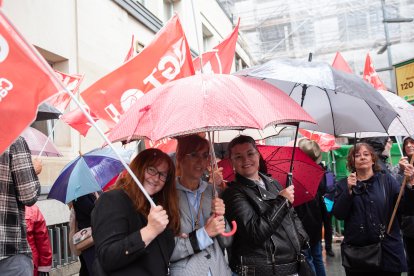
[[228, 135, 267, 174], [403, 137, 414, 157], [346, 143, 381, 173], [176, 134, 210, 176], [114, 148, 180, 234]]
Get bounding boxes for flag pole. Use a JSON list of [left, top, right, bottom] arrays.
[[63, 89, 156, 207], [1, 9, 157, 207]]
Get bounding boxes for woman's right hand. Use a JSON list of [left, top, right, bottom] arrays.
[[279, 185, 294, 204], [141, 205, 169, 246], [205, 215, 226, 237], [147, 205, 169, 235], [347, 172, 357, 193]]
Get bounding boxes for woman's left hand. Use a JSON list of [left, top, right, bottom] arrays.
[[404, 163, 414, 179], [211, 197, 225, 216]]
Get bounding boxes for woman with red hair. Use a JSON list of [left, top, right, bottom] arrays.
[[92, 148, 180, 275]]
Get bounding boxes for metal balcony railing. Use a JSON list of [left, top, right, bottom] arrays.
[[47, 223, 78, 268]]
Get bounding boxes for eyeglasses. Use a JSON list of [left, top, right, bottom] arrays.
[[185, 152, 210, 161], [146, 166, 168, 182], [231, 151, 258, 162], [351, 181, 368, 195]]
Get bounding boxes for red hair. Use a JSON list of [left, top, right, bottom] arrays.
[[113, 148, 180, 234]]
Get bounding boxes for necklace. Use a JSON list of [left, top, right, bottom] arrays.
[[185, 191, 204, 230]]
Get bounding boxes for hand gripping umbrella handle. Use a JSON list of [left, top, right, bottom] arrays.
[[221, 220, 237, 237]]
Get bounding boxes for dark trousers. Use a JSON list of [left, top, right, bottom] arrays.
[[79, 246, 95, 276], [323, 212, 333, 250], [345, 271, 400, 276], [404, 235, 414, 276]]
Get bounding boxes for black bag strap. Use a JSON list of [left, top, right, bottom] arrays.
[[378, 173, 388, 239]]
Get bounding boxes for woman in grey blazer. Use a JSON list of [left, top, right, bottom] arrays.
[[170, 134, 232, 276]]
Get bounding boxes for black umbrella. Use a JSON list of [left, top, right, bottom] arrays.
[[36, 103, 61, 121]]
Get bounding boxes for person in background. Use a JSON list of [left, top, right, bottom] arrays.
[[398, 136, 414, 276], [222, 135, 309, 275], [295, 139, 326, 276], [25, 158, 52, 276], [0, 137, 41, 275], [25, 204, 52, 276], [92, 148, 180, 275], [170, 134, 232, 276], [333, 142, 413, 275], [73, 193, 100, 276], [361, 137, 397, 178], [322, 167, 336, 257]]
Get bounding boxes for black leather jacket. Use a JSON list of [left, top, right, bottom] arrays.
[[222, 173, 309, 270]]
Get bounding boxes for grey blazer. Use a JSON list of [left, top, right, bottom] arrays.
[[170, 180, 232, 276]]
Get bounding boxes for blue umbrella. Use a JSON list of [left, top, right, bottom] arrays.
[[48, 147, 134, 203]]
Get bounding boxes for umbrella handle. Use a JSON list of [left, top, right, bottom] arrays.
[[221, 220, 237, 237]]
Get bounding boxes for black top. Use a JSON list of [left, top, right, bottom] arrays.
[[91, 189, 174, 276]]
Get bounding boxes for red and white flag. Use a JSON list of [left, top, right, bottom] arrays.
[[193, 18, 240, 74], [363, 53, 387, 91], [0, 11, 63, 154], [48, 70, 84, 112], [61, 106, 99, 137], [81, 14, 194, 127], [124, 34, 135, 62], [331, 52, 353, 73]]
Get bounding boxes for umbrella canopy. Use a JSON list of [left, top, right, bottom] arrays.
[[48, 147, 134, 203], [20, 127, 62, 157], [36, 103, 62, 121], [219, 145, 324, 206], [237, 58, 398, 136], [107, 74, 316, 143], [212, 125, 290, 143], [341, 90, 414, 138]]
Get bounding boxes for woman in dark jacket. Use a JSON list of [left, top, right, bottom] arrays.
[[91, 148, 180, 275], [333, 142, 414, 276], [73, 193, 99, 275], [222, 135, 309, 275], [398, 136, 414, 276]]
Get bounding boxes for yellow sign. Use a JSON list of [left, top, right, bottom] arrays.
[[395, 59, 414, 101]]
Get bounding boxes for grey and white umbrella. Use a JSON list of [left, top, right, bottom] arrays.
[[237, 58, 398, 136], [341, 90, 414, 138]]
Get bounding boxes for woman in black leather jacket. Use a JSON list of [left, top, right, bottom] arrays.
[[222, 135, 309, 276]]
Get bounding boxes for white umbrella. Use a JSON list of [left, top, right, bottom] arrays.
[[341, 90, 414, 138]]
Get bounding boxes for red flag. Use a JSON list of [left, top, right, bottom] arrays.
[[0, 11, 63, 154], [363, 53, 387, 91], [61, 106, 98, 137], [48, 70, 84, 112], [144, 138, 177, 154], [299, 129, 340, 152], [81, 14, 194, 126], [331, 52, 353, 73], [124, 34, 135, 62], [193, 18, 240, 74]]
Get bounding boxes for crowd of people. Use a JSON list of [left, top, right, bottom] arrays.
[[2, 133, 414, 276]]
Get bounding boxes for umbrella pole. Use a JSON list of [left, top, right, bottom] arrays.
[[37, 122, 58, 158], [207, 131, 237, 237], [61, 88, 156, 207], [287, 82, 308, 186], [395, 136, 403, 157]]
